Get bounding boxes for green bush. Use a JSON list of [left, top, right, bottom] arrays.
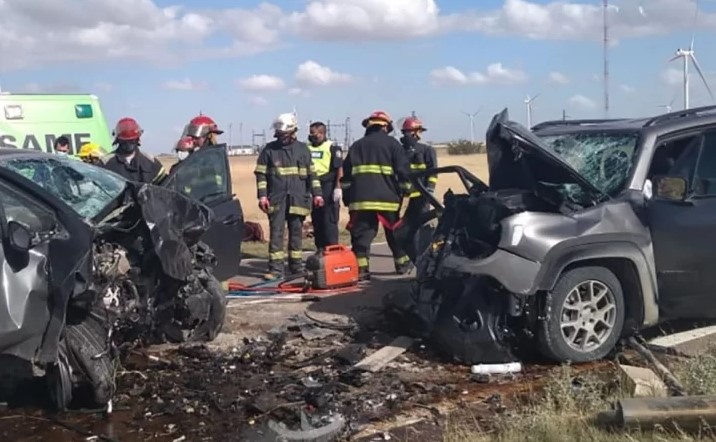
[[446, 139, 486, 155]]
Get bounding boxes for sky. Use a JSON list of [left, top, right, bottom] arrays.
[[2, 0, 716, 153]]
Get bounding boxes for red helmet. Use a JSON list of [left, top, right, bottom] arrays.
[[185, 114, 223, 138], [113, 117, 143, 141], [401, 117, 427, 132], [361, 110, 394, 132]]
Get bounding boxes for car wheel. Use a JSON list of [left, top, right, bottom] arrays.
[[61, 306, 116, 408], [538, 266, 625, 363]]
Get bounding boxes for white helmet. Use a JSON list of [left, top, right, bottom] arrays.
[[272, 113, 298, 133]]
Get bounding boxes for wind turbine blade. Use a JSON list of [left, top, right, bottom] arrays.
[[691, 54, 715, 102], [691, 0, 700, 51], [668, 54, 681, 63], [532, 93, 541, 101]]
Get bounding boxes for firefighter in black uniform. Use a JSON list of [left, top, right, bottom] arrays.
[[102, 117, 166, 184], [341, 110, 412, 281], [255, 113, 324, 280], [307, 121, 343, 253], [400, 116, 438, 219]]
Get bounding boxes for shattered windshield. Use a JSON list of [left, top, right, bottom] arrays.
[[537, 131, 640, 196], [0, 156, 126, 219]]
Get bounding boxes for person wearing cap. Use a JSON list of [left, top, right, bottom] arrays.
[[340, 110, 412, 281], [254, 112, 324, 280]]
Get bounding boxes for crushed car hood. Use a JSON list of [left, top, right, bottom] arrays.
[[486, 109, 607, 201], [131, 183, 215, 282]]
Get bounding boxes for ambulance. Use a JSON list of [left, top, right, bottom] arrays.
[[0, 93, 112, 155]]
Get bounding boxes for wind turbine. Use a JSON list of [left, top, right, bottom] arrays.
[[657, 94, 677, 114], [524, 94, 540, 129], [668, 1, 714, 110], [461, 109, 480, 144]]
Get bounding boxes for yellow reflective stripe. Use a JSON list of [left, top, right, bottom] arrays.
[[394, 255, 410, 265], [410, 163, 426, 170], [289, 206, 310, 216], [269, 251, 285, 260], [289, 250, 303, 259], [349, 201, 400, 211], [341, 181, 351, 189], [184, 186, 192, 193], [409, 191, 421, 198], [255, 165, 267, 174], [427, 176, 438, 184], [353, 164, 393, 175], [400, 182, 413, 190], [311, 180, 321, 189], [276, 166, 300, 175], [257, 181, 267, 189], [357, 256, 369, 267]]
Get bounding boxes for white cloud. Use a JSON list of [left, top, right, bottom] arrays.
[[249, 96, 269, 107], [620, 84, 636, 93], [568, 94, 597, 110], [548, 71, 570, 85], [288, 87, 311, 97], [295, 61, 352, 87], [286, 0, 440, 40], [444, 0, 716, 42], [19, 82, 83, 93], [237, 74, 286, 91], [661, 68, 683, 86], [162, 78, 208, 91], [429, 63, 527, 86]]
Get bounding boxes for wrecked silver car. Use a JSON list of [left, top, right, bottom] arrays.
[[0, 149, 228, 410], [389, 106, 716, 366]]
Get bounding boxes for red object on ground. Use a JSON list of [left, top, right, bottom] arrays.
[[312, 245, 359, 290]]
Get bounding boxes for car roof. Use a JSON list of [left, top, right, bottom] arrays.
[[0, 148, 62, 159], [532, 105, 716, 136]]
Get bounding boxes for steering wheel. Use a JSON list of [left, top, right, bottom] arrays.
[[599, 146, 631, 181]]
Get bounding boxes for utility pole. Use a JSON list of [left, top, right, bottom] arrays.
[[603, 0, 610, 118], [239, 122, 243, 146], [343, 117, 351, 148], [326, 119, 348, 144], [229, 123, 233, 147], [252, 130, 266, 149], [411, 110, 416, 118], [562, 109, 570, 121]]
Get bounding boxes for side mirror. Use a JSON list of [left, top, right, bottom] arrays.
[[7, 221, 32, 251], [653, 176, 688, 202]]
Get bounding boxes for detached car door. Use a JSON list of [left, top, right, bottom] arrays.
[[163, 146, 244, 281]]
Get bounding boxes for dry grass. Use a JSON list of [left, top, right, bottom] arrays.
[[445, 353, 716, 442], [162, 152, 488, 259]]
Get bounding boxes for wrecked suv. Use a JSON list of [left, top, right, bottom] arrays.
[[390, 106, 716, 365], [0, 145, 243, 409]]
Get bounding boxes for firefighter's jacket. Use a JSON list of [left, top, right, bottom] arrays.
[[406, 141, 438, 198], [341, 131, 412, 212], [254, 140, 322, 216]]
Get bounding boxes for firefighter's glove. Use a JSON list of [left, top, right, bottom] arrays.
[[313, 196, 325, 207], [332, 188, 342, 204], [258, 197, 270, 213]]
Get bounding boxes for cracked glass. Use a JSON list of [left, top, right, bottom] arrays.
[[538, 131, 640, 197], [0, 156, 126, 219]]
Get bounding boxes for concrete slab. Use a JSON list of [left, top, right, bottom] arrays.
[[649, 325, 716, 357], [619, 364, 668, 398]]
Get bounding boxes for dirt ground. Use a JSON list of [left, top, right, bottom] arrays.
[[162, 152, 489, 235]]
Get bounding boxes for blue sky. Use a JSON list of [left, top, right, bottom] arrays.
[[2, 0, 716, 153]]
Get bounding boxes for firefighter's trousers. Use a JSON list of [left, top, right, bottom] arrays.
[[349, 210, 410, 274], [311, 179, 340, 250], [268, 198, 305, 275]]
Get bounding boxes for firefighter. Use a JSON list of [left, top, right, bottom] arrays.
[[400, 116, 438, 219], [307, 121, 343, 253], [171, 115, 226, 198], [102, 117, 167, 184], [255, 113, 324, 280], [341, 110, 412, 281]]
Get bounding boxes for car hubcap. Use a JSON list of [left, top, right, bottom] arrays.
[[559, 280, 617, 353]]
